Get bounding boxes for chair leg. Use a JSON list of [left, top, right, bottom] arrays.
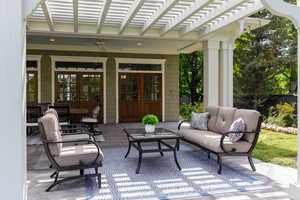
[[50, 171, 57, 178], [217, 155, 222, 174], [95, 168, 101, 189], [207, 152, 210, 160], [46, 171, 60, 192], [80, 169, 84, 175], [248, 155, 256, 171]]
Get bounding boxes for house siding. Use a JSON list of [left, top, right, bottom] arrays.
[[27, 50, 179, 123]]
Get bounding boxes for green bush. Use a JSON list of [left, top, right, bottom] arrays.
[[266, 103, 297, 128], [180, 102, 204, 119], [142, 114, 159, 125]]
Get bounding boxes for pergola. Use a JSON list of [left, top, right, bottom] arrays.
[[0, 0, 300, 199]]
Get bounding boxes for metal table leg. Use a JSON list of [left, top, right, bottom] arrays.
[[158, 141, 164, 156], [173, 138, 181, 171], [136, 142, 143, 174], [125, 141, 132, 158]]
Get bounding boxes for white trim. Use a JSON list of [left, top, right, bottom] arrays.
[[115, 58, 166, 123], [26, 55, 42, 103], [50, 56, 108, 124]]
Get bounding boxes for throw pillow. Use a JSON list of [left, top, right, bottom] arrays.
[[228, 118, 246, 142], [191, 112, 209, 131]]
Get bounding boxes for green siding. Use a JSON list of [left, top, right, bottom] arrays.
[[27, 50, 179, 122]]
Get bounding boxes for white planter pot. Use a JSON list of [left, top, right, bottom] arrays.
[[145, 125, 155, 133]]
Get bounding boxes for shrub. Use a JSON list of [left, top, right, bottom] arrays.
[[180, 102, 203, 119], [142, 114, 159, 125], [266, 103, 297, 128]]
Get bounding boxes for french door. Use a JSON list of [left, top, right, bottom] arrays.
[[119, 73, 162, 122], [55, 71, 103, 115]]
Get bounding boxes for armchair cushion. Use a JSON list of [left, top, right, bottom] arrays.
[[39, 113, 62, 156], [81, 117, 98, 123], [55, 144, 104, 167], [178, 127, 251, 153]]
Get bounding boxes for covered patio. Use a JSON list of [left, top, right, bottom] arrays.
[[1, 0, 300, 199]]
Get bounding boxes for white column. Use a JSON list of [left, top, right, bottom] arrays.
[[203, 40, 220, 107], [0, 1, 27, 200], [219, 40, 234, 107]]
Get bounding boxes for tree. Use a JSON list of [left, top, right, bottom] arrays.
[[234, 9, 297, 111], [179, 51, 204, 105]]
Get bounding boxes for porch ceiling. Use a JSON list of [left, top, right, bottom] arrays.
[[27, 0, 267, 53]]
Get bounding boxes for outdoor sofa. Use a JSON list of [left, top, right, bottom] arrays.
[[178, 106, 262, 174]]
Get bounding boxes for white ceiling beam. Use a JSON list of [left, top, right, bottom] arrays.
[[199, 0, 264, 38], [73, 0, 79, 33], [97, 0, 112, 34], [161, 0, 212, 36], [41, 1, 54, 32], [140, 0, 179, 36], [181, 0, 247, 36], [119, 0, 144, 35]]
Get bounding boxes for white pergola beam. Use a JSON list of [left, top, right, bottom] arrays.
[[140, 0, 179, 36], [199, 0, 264, 38], [161, 0, 211, 36], [181, 0, 246, 36], [97, 0, 112, 34], [73, 0, 79, 33], [41, 1, 54, 31], [119, 0, 144, 35], [24, 0, 46, 18]]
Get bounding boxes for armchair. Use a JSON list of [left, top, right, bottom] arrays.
[[38, 113, 104, 192]]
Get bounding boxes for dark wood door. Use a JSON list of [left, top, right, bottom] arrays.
[[119, 73, 162, 122]]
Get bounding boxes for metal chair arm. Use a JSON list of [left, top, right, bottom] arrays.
[[178, 120, 190, 130], [220, 131, 257, 154], [44, 139, 101, 166]]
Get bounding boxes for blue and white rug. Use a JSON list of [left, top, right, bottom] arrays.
[[84, 145, 271, 200]]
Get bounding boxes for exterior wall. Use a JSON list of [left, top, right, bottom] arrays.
[[27, 50, 179, 122]]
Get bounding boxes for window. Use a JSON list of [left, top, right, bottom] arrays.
[[26, 60, 38, 69], [56, 61, 103, 70], [119, 63, 161, 71]]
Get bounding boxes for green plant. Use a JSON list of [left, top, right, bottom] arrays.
[[266, 103, 297, 127], [142, 114, 159, 125], [179, 102, 203, 119]]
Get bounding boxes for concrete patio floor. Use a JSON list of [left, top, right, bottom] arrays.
[[27, 122, 295, 200]]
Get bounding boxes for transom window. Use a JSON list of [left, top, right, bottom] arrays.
[[119, 63, 161, 71], [56, 61, 103, 70]]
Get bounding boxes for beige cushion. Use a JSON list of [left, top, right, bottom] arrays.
[[179, 127, 251, 153], [215, 107, 237, 134], [45, 109, 59, 119], [234, 109, 261, 142], [55, 144, 104, 166], [205, 106, 220, 132], [81, 117, 98, 123], [39, 113, 62, 156], [62, 133, 91, 146]]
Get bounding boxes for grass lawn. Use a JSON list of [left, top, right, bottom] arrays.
[[252, 129, 297, 168]]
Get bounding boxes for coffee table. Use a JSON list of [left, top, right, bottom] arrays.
[[123, 128, 182, 174]]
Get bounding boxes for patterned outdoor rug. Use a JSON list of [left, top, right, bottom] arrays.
[[80, 145, 272, 200]]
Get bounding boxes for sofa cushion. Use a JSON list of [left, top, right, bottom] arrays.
[[205, 106, 220, 132], [215, 107, 237, 134], [39, 113, 62, 156], [55, 144, 104, 167], [191, 112, 209, 130], [234, 109, 261, 143], [228, 118, 246, 142], [178, 127, 252, 153]]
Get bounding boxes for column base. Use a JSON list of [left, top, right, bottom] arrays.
[[287, 184, 300, 200]]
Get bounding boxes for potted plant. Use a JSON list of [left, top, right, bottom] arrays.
[[142, 114, 159, 133]]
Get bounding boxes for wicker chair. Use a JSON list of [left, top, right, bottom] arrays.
[[38, 113, 104, 192]]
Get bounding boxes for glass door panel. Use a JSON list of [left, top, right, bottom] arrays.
[[119, 73, 140, 122], [26, 71, 38, 104]]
